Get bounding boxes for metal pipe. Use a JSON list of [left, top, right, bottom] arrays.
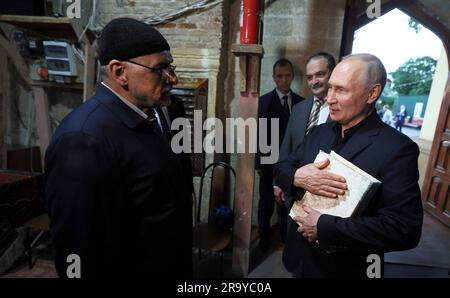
[[240, 0, 262, 44]]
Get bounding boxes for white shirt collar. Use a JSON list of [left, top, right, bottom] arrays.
[[313, 96, 330, 125], [313, 95, 327, 106], [101, 82, 148, 119], [276, 88, 291, 100]]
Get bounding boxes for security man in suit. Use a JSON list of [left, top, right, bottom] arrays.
[[256, 58, 304, 252], [274, 53, 423, 278], [45, 18, 193, 278], [274, 53, 336, 237]]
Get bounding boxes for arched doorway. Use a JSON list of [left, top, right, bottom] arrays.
[[341, 0, 450, 227]]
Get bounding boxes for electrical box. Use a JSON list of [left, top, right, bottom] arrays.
[[43, 41, 77, 77]]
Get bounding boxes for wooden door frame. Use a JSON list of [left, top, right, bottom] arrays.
[[341, 0, 450, 59]]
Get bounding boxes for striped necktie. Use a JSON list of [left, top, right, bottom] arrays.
[[305, 98, 324, 135]]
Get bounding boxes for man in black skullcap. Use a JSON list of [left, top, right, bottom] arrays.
[[45, 18, 193, 279]]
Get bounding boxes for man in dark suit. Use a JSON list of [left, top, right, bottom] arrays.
[[395, 105, 408, 132], [274, 54, 423, 278], [257, 58, 304, 252], [275, 53, 336, 232], [45, 18, 192, 278], [154, 95, 194, 195]]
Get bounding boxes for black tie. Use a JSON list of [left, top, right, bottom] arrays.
[[145, 109, 157, 128], [282, 95, 290, 117], [155, 107, 172, 141]]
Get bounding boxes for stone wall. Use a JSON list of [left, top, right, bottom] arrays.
[[2, 0, 348, 225], [219, 0, 347, 226], [93, 1, 228, 119], [94, 0, 224, 50], [260, 0, 346, 97]]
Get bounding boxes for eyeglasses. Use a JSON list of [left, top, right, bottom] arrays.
[[125, 60, 177, 78]]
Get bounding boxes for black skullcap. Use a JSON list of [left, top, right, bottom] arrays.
[[97, 18, 170, 65]]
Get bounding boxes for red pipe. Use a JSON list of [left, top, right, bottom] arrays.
[[240, 0, 262, 44]]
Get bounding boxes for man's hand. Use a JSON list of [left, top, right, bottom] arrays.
[[294, 206, 322, 242], [273, 186, 285, 205], [293, 159, 347, 198]]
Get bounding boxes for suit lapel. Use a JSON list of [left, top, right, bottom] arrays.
[[338, 133, 372, 161], [298, 97, 314, 133], [290, 97, 314, 151], [318, 125, 336, 154], [269, 89, 283, 115], [335, 114, 382, 161], [291, 93, 302, 106]]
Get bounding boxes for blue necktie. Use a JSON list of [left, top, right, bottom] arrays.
[[155, 107, 172, 141]]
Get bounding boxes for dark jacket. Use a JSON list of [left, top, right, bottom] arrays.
[[279, 96, 333, 209], [256, 89, 304, 168], [45, 84, 192, 278], [167, 96, 194, 194], [274, 112, 423, 277]]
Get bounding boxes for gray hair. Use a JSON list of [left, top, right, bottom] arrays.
[[343, 53, 387, 92]]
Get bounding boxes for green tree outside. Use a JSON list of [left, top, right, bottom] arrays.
[[390, 56, 437, 96]]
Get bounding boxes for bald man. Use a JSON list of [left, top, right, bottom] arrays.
[[274, 53, 423, 278]]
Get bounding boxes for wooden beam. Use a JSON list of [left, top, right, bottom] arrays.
[[0, 15, 71, 25], [0, 34, 32, 91], [83, 44, 96, 101], [69, 18, 96, 45], [340, 0, 359, 58], [231, 91, 259, 277], [0, 15, 95, 42], [231, 44, 264, 57], [31, 81, 84, 90], [32, 87, 51, 169], [0, 50, 8, 168], [231, 44, 263, 277], [231, 44, 264, 93]]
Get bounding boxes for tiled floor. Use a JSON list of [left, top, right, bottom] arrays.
[[385, 213, 450, 269], [246, 212, 450, 278], [2, 213, 449, 278]]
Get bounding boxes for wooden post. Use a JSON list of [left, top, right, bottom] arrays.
[[83, 44, 96, 102], [0, 34, 32, 90], [231, 44, 263, 277], [32, 87, 51, 169], [339, 0, 358, 57], [0, 50, 8, 168]]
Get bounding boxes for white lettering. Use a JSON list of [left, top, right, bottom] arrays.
[[66, 254, 81, 278], [66, 0, 81, 19], [366, 254, 381, 278], [366, 0, 381, 19]]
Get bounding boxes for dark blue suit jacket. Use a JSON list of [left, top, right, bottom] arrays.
[[274, 112, 423, 277], [279, 96, 333, 209], [45, 84, 192, 278], [256, 89, 303, 168]]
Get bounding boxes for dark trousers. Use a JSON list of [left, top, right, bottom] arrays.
[[258, 167, 287, 241]]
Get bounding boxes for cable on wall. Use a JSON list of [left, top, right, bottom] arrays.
[[90, 0, 224, 32]]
